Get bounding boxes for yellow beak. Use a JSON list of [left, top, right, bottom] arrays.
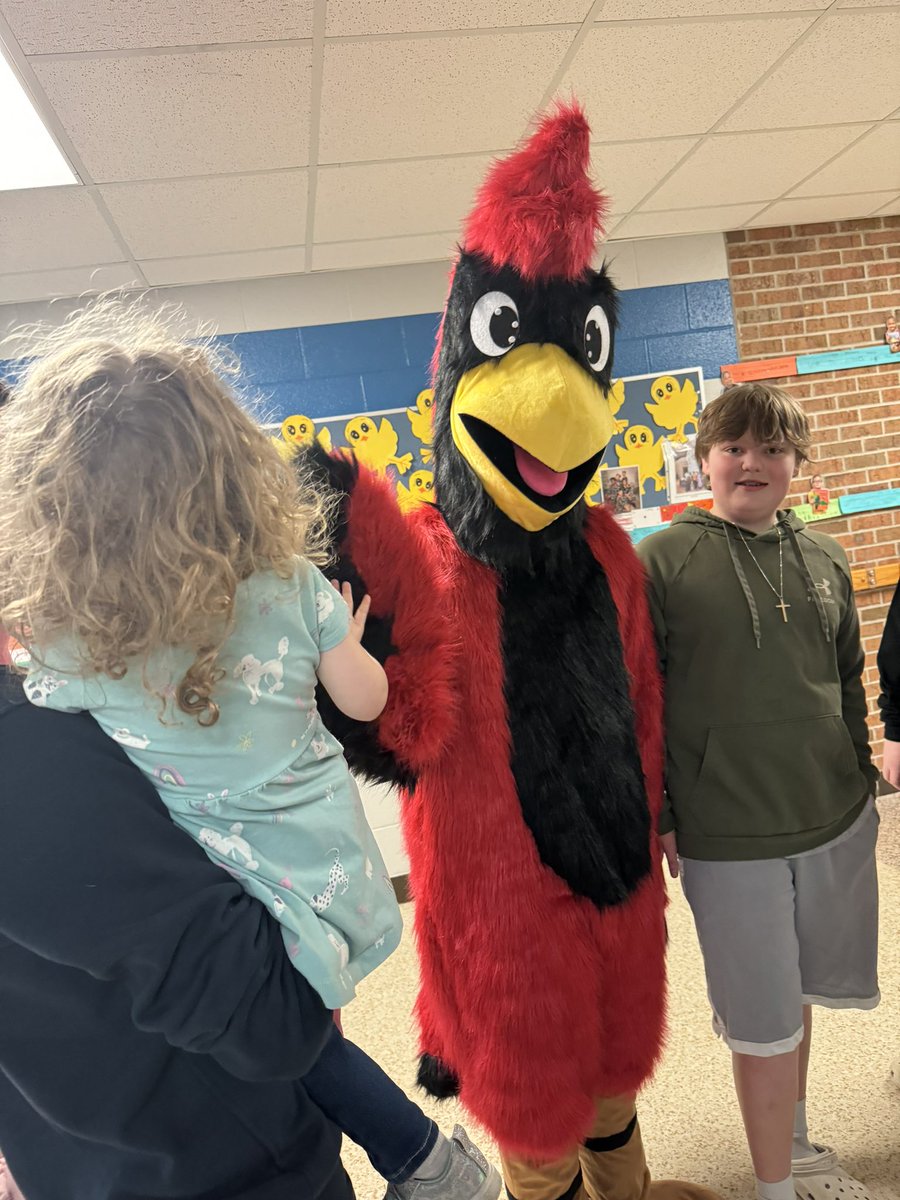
[[450, 342, 617, 531]]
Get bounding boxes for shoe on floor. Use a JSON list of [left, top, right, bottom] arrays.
[[383, 1125, 501, 1200], [794, 1170, 873, 1200], [791, 1143, 839, 1177]]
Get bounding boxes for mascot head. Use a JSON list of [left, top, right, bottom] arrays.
[[431, 100, 619, 570]]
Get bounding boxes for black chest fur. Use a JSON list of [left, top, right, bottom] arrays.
[[500, 539, 651, 908]]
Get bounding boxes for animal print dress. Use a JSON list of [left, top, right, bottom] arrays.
[[23, 561, 402, 1008]]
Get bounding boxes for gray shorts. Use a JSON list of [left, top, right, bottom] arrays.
[[680, 800, 880, 1056]]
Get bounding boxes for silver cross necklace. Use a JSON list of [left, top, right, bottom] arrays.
[[735, 524, 790, 622]]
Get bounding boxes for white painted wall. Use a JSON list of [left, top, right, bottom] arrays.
[[0, 232, 728, 338]]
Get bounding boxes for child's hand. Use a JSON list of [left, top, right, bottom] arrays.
[[659, 830, 680, 878], [883, 739, 900, 791], [331, 580, 371, 644]]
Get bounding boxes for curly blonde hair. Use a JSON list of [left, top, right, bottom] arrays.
[[0, 297, 333, 725]]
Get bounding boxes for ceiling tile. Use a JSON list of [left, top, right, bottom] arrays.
[[748, 192, 900, 226], [0, 263, 140, 305], [599, 0, 829, 13], [314, 155, 492, 244], [615, 203, 767, 239], [35, 47, 312, 182], [645, 125, 869, 210], [140, 246, 308, 287], [0, 0, 313, 53], [318, 31, 573, 163], [561, 16, 815, 141], [0, 186, 125, 272], [100, 172, 308, 259], [312, 233, 458, 273], [790, 123, 900, 197], [721, 11, 900, 130], [593, 137, 698, 211], [325, 0, 591, 37]]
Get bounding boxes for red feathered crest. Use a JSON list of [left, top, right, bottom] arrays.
[[462, 99, 608, 282]]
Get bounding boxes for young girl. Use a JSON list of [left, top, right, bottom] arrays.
[[0, 301, 500, 1200]]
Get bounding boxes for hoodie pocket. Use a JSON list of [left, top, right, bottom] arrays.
[[689, 714, 861, 840]]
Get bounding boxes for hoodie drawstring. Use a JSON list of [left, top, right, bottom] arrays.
[[784, 522, 832, 643], [723, 519, 832, 649], [724, 523, 763, 650]]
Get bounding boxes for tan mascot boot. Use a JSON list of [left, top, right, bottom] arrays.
[[501, 1095, 721, 1200]]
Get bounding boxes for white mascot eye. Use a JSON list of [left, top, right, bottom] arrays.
[[584, 305, 611, 374], [470, 291, 520, 358]]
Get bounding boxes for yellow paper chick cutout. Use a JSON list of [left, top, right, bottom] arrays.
[[396, 469, 436, 513], [608, 378, 628, 434], [584, 464, 604, 508], [644, 375, 698, 442], [344, 416, 413, 476], [407, 389, 435, 464], [280, 414, 333, 454], [615, 425, 666, 490]]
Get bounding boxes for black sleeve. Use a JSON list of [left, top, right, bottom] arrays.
[[0, 697, 334, 1082], [878, 577, 900, 741]]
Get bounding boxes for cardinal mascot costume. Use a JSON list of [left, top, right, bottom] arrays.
[[311, 101, 720, 1200]]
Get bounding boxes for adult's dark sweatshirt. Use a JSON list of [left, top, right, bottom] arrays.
[[637, 506, 877, 860], [0, 669, 354, 1200], [878, 577, 900, 741]]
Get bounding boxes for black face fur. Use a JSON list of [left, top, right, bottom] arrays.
[[432, 251, 619, 573]]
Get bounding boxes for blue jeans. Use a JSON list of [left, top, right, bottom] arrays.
[[305, 1025, 438, 1183]]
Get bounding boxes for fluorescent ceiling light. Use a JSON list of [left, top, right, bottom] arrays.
[[0, 48, 78, 190]]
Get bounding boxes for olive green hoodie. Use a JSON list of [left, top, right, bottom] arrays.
[[637, 505, 877, 860]]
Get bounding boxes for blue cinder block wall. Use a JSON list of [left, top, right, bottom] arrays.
[[224, 279, 736, 424], [0, 281, 736, 419]]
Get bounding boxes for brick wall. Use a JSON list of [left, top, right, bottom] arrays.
[[725, 215, 899, 772]]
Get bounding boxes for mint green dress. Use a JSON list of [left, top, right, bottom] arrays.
[[25, 561, 402, 1008]]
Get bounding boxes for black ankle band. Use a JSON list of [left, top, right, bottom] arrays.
[[583, 1112, 638, 1153]]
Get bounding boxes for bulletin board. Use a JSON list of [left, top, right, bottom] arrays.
[[271, 367, 706, 517]]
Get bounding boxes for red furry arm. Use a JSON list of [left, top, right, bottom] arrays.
[[343, 471, 458, 773]]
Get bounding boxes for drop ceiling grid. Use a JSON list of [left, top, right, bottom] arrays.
[[0, 0, 896, 299]]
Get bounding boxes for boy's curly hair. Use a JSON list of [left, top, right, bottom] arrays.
[[0, 297, 333, 725]]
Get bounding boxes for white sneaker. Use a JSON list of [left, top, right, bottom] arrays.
[[383, 1126, 501, 1200]]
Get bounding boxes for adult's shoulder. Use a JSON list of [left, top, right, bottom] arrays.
[[1, 671, 162, 815]]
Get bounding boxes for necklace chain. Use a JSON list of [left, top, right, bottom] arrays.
[[735, 525, 791, 622]]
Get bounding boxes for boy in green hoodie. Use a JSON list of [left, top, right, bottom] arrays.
[[637, 384, 879, 1200]]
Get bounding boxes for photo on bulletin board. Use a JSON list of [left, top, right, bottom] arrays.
[[584, 367, 705, 508], [663, 434, 712, 504], [598, 465, 641, 516], [793, 471, 841, 523]]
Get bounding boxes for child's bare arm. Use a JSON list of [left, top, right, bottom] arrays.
[[317, 582, 389, 722]]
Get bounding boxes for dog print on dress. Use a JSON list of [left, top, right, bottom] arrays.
[[233, 636, 290, 705], [316, 589, 336, 622], [23, 674, 68, 707], [311, 849, 350, 913], [111, 728, 151, 750], [198, 822, 259, 871]]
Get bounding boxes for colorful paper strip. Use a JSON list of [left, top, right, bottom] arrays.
[[720, 355, 797, 382], [796, 345, 898, 375]]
